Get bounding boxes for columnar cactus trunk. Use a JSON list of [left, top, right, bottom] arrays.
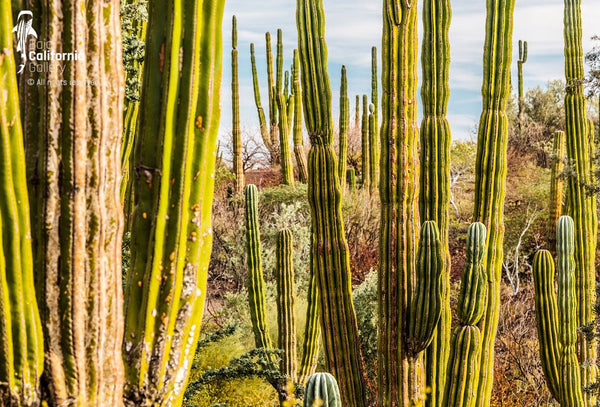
[[298, 266, 320, 385], [338, 66, 349, 185], [232, 16, 244, 193], [563, 1, 598, 401], [420, 0, 452, 405], [443, 223, 487, 407], [296, 0, 368, 404], [275, 229, 297, 388], [292, 50, 309, 183], [355, 95, 360, 129], [22, 0, 125, 404], [0, 4, 43, 403], [243, 185, 272, 351], [368, 103, 379, 195], [548, 131, 565, 245], [472, 1, 515, 403], [347, 168, 357, 192], [122, 0, 225, 403], [379, 0, 420, 405], [517, 40, 528, 124], [361, 94, 370, 189], [371, 46, 378, 150], [277, 92, 295, 185]]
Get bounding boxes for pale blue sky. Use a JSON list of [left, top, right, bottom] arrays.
[[219, 1, 600, 144]]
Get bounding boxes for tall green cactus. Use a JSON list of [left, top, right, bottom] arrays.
[[250, 42, 273, 156], [338, 66, 349, 185], [347, 168, 357, 192], [298, 263, 321, 385], [232, 16, 244, 193], [517, 40, 528, 124], [533, 216, 585, 405], [276, 229, 297, 395], [0, 3, 43, 403], [122, 0, 225, 403], [361, 94, 370, 189], [564, 1, 598, 401], [22, 0, 125, 403], [371, 46, 378, 143], [296, 0, 368, 404], [277, 92, 295, 185], [472, 1, 516, 403], [292, 50, 309, 183], [443, 223, 487, 407], [244, 185, 272, 351], [548, 131, 565, 244], [355, 95, 360, 129], [379, 0, 420, 405], [420, 0, 452, 405], [368, 103, 379, 195]]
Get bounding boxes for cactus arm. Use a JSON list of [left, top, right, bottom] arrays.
[[276, 229, 297, 386], [556, 216, 585, 406], [292, 49, 309, 183], [122, 0, 225, 403], [472, 0, 516, 402], [0, 2, 44, 402], [379, 0, 420, 405], [250, 43, 272, 152], [338, 66, 349, 185], [443, 223, 487, 407], [532, 250, 562, 401], [564, 0, 598, 401], [277, 92, 295, 185], [232, 16, 244, 193], [296, 0, 368, 404], [298, 263, 320, 385], [243, 185, 272, 350], [361, 94, 370, 189]]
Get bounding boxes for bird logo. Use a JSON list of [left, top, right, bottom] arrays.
[[12, 10, 37, 74]]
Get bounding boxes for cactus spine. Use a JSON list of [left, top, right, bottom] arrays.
[[304, 372, 342, 407], [244, 185, 272, 350], [443, 223, 487, 407], [368, 103, 379, 195], [472, 1, 516, 402], [339, 66, 349, 185], [420, 0, 452, 404], [296, 0, 368, 404], [517, 40, 528, 124], [533, 217, 585, 405], [379, 0, 421, 405], [548, 131, 565, 244], [276, 229, 297, 395], [232, 16, 245, 193], [0, 3, 43, 403], [361, 94, 370, 189], [122, 0, 225, 403], [564, 0, 598, 401], [292, 50, 309, 183], [22, 0, 125, 403]]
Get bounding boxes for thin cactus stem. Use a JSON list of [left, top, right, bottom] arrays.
[[564, 0, 598, 401], [232, 15, 244, 193], [548, 131, 565, 246], [472, 1, 516, 403], [361, 94, 370, 189], [276, 229, 297, 387], [244, 185, 272, 351], [296, 0, 368, 404], [250, 43, 272, 153], [292, 50, 309, 183], [420, 0, 452, 404], [0, 2, 43, 403], [379, 0, 420, 405], [355, 95, 360, 129], [371, 46, 378, 158], [122, 0, 225, 403], [338, 66, 349, 185], [23, 0, 125, 404], [517, 40, 528, 124], [368, 103, 379, 195], [277, 91, 295, 185]]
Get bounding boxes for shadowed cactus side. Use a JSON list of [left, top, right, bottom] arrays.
[[304, 373, 342, 407]]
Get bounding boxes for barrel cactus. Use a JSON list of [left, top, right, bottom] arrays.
[[304, 373, 342, 407]]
